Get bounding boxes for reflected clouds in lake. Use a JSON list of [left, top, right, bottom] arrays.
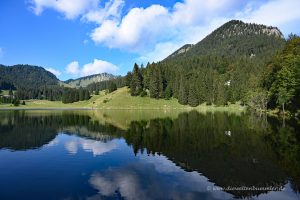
[[64, 136, 117, 156], [88, 154, 233, 200]]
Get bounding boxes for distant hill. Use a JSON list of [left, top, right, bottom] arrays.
[[65, 73, 116, 88], [0, 64, 59, 90]]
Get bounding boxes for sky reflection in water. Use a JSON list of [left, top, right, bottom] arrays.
[[0, 111, 299, 200]]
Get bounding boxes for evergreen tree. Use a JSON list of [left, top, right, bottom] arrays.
[[79, 88, 85, 101], [108, 82, 117, 93], [188, 83, 199, 107], [84, 90, 90, 100], [178, 77, 188, 105], [164, 85, 173, 100], [157, 68, 164, 98], [130, 63, 143, 96], [149, 67, 159, 98], [125, 72, 132, 87]]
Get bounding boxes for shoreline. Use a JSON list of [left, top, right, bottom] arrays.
[[0, 106, 246, 111]]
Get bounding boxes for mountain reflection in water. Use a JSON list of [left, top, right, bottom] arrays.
[[0, 110, 299, 200]]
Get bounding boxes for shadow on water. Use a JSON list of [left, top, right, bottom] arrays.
[[0, 110, 299, 199]]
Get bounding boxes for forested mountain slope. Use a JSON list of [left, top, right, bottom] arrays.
[[0, 64, 59, 90], [126, 20, 288, 109]]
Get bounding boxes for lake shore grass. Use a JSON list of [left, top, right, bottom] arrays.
[[0, 87, 246, 112]]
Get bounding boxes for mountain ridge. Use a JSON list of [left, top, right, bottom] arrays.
[[64, 73, 116, 88], [166, 20, 284, 60]]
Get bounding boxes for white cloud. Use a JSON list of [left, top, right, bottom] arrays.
[[66, 61, 80, 75], [81, 59, 118, 76], [45, 67, 62, 77], [90, 0, 245, 53], [240, 0, 300, 27], [66, 59, 118, 77], [29, 0, 99, 19], [91, 5, 170, 51], [82, 0, 124, 24]]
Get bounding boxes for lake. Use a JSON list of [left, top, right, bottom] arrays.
[[0, 110, 299, 200]]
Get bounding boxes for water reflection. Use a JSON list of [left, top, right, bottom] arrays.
[[64, 137, 117, 156], [0, 110, 299, 200]]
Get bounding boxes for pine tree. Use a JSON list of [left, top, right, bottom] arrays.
[[157, 68, 164, 98], [125, 72, 132, 87], [130, 63, 143, 96], [164, 85, 173, 100], [149, 67, 159, 98], [178, 77, 188, 105], [79, 88, 84, 101], [188, 83, 199, 107], [84, 90, 90, 100]]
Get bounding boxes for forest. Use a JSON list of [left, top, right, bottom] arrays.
[[121, 21, 300, 115]]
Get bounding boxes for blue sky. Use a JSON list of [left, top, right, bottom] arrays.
[[0, 0, 299, 81]]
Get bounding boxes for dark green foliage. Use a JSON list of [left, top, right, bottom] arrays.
[[140, 90, 147, 97], [22, 101, 26, 105], [0, 96, 13, 104], [188, 82, 199, 107], [62, 88, 90, 104], [130, 63, 143, 96], [125, 72, 132, 87], [15, 86, 63, 101], [178, 77, 188, 105], [86, 77, 125, 93], [12, 99, 20, 107], [164, 85, 172, 100], [0, 64, 58, 90], [263, 36, 300, 113], [108, 82, 117, 93]]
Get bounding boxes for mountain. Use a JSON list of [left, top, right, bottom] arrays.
[[126, 20, 287, 107], [0, 64, 59, 90], [166, 20, 285, 61], [65, 73, 116, 88]]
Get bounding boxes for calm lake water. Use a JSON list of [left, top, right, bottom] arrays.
[[0, 110, 299, 200]]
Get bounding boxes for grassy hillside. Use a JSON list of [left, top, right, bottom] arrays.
[[0, 87, 246, 112]]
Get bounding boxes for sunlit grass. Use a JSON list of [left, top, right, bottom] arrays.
[[0, 87, 246, 113]]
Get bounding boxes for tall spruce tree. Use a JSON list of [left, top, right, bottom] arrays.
[[188, 82, 199, 107], [149, 67, 159, 98], [130, 63, 143, 96], [178, 77, 188, 105]]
